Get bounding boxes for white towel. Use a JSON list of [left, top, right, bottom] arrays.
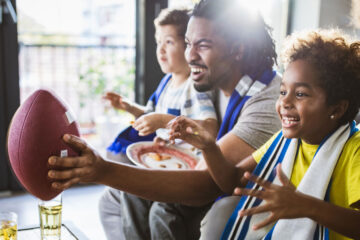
[[221, 122, 357, 240]]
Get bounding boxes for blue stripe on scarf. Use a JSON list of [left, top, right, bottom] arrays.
[[221, 131, 285, 239], [314, 225, 320, 240], [217, 91, 243, 140], [235, 138, 292, 239], [264, 225, 275, 240], [253, 131, 283, 176], [238, 198, 263, 239], [217, 70, 276, 140], [350, 120, 358, 136], [263, 123, 358, 240]]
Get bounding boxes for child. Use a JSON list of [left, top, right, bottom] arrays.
[[169, 29, 360, 239], [104, 8, 218, 159]]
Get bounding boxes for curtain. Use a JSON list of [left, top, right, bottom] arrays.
[[0, 0, 21, 191]]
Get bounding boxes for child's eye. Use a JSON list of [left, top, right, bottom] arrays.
[[166, 40, 173, 45], [296, 92, 307, 97], [280, 90, 286, 96]]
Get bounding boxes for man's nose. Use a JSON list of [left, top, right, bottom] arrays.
[[185, 45, 198, 63]]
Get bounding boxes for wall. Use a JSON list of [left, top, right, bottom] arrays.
[[290, 0, 360, 36]]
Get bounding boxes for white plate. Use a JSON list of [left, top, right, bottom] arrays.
[[126, 141, 199, 170]]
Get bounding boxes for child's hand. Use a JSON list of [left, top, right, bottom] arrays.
[[133, 113, 165, 136], [233, 164, 307, 230], [103, 92, 131, 111], [167, 116, 215, 150]]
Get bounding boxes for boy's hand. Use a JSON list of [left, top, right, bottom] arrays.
[[233, 164, 307, 230], [133, 113, 166, 136], [167, 116, 216, 150], [47, 134, 106, 190], [103, 92, 131, 111]]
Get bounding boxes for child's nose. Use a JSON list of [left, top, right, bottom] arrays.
[[159, 44, 166, 53], [281, 95, 293, 109]]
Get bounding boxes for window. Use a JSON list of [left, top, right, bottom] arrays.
[[17, 0, 136, 152], [168, 0, 289, 62]]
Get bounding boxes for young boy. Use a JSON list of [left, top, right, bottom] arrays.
[[169, 29, 360, 239], [104, 8, 218, 160]]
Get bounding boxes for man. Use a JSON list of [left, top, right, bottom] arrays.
[[48, 0, 281, 239]]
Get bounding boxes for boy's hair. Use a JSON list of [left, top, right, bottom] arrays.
[[191, 0, 277, 79], [282, 29, 360, 125], [154, 8, 190, 38]]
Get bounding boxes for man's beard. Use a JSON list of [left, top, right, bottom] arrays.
[[193, 81, 214, 92]]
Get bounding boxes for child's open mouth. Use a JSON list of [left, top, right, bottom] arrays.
[[282, 116, 300, 128]]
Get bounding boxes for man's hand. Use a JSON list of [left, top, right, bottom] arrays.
[[168, 116, 216, 150], [47, 134, 107, 190], [103, 92, 131, 111], [133, 113, 166, 136]]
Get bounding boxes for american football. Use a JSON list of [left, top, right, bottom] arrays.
[[7, 89, 80, 200]]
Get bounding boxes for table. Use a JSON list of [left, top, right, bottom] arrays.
[[18, 221, 89, 240]]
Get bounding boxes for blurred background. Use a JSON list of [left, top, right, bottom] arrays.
[[0, 0, 359, 238]]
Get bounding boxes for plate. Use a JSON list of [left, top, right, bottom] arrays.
[[126, 141, 199, 170]]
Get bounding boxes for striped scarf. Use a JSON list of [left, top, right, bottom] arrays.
[[221, 121, 358, 240], [217, 70, 276, 140]]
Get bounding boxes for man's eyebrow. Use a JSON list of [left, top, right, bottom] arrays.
[[195, 39, 213, 45], [185, 38, 213, 45]]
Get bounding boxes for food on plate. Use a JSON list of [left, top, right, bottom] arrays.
[[129, 144, 198, 170], [147, 152, 171, 161]]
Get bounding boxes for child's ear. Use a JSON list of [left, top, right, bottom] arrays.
[[330, 100, 349, 120]]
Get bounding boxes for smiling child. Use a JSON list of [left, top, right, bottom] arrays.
[[168, 29, 360, 239]]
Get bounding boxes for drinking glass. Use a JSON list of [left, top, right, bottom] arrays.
[[38, 194, 62, 240], [0, 211, 17, 240]]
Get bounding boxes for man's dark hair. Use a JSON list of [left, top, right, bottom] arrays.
[[191, 0, 277, 79]]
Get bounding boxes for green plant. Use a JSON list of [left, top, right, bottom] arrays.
[[76, 55, 135, 122]]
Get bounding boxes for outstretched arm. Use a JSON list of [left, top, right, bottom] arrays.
[[133, 113, 218, 138], [236, 164, 360, 239], [132, 113, 177, 136], [168, 116, 257, 194], [48, 134, 222, 206], [103, 92, 146, 118]]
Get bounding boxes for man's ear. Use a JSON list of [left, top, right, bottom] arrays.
[[234, 45, 244, 61], [229, 44, 244, 61], [330, 100, 349, 121]]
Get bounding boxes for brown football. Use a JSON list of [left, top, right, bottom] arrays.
[[7, 89, 80, 200]]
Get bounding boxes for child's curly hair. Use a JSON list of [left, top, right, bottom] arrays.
[[281, 29, 360, 125]]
